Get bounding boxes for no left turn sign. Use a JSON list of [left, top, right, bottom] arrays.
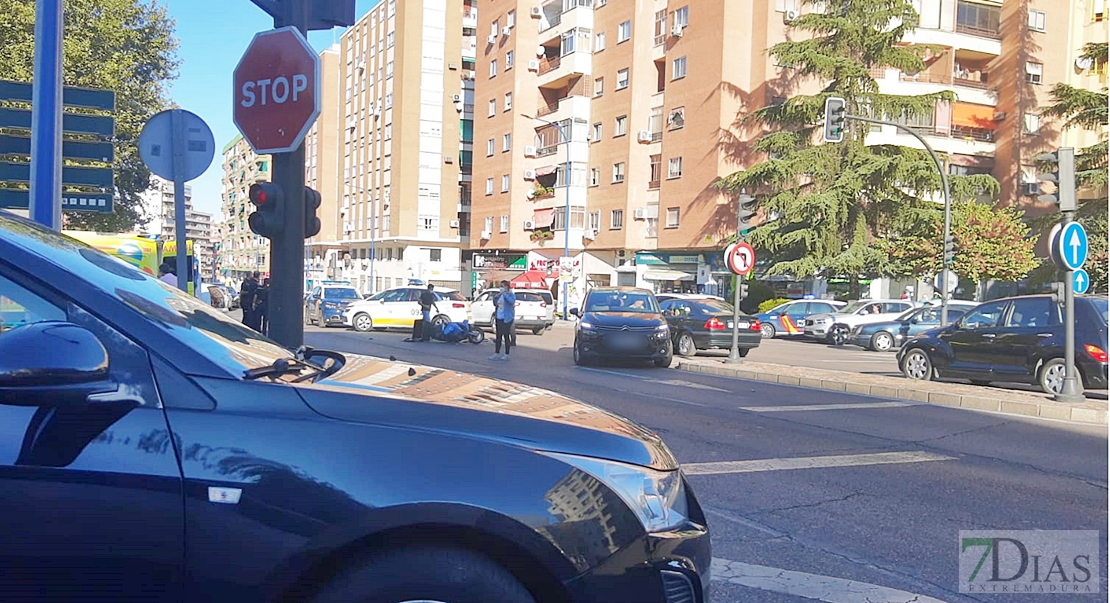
[[726, 242, 756, 275]]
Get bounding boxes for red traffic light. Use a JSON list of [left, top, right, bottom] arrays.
[[249, 182, 283, 207]]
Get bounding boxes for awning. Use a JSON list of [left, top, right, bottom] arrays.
[[949, 154, 993, 167], [643, 269, 694, 281], [532, 208, 555, 228], [535, 165, 558, 177], [510, 270, 549, 288], [951, 102, 996, 129]]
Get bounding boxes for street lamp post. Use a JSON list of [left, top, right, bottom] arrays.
[[522, 113, 571, 319]]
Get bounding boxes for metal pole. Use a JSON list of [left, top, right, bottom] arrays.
[[370, 195, 376, 294], [561, 122, 570, 321], [29, 0, 64, 229], [170, 110, 189, 293], [727, 193, 746, 364], [844, 114, 952, 323], [1056, 212, 1084, 402]]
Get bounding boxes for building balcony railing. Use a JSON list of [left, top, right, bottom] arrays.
[[954, 22, 1000, 39], [536, 101, 560, 117], [953, 72, 990, 89], [650, 131, 663, 143], [536, 145, 559, 157], [538, 55, 561, 75], [540, 12, 562, 32], [949, 125, 995, 142], [648, 180, 660, 190]]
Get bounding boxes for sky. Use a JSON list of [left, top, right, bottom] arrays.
[[161, 0, 382, 217]]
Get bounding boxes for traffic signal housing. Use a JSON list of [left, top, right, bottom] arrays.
[[943, 233, 958, 265], [737, 193, 758, 236], [823, 96, 846, 143], [248, 182, 284, 239], [304, 187, 322, 238], [1035, 148, 1077, 211]]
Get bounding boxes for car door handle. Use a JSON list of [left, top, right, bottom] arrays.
[[982, 333, 996, 339], [1037, 333, 1053, 338]]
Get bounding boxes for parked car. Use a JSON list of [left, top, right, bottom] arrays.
[[304, 284, 362, 326], [660, 297, 762, 357], [655, 293, 725, 304], [898, 294, 1109, 394], [571, 287, 673, 367], [472, 288, 555, 334], [804, 299, 918, 344], [202, 283, 230, 310], [756, 299, 846, 338], [221, 284, 241, 309], [344, 285, 470, 332], [0, 209, 711, 602], [851, 302, 977, 351]]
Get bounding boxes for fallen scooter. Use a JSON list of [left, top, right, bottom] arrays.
[[430, 320, 485, 344]]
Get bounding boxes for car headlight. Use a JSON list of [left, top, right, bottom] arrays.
[[655, 324, 669, 332], [543, 452, 689, 533], [579, 321, 596, 330]]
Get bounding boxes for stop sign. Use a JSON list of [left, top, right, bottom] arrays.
[[233, 26, 321, 154]]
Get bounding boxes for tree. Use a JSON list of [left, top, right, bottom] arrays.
[[0, 0, 179, 231], [719, 0, 996, 298]]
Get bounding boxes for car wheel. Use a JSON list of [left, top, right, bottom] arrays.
[[308, 544, 537, 603], [573, 341, 589, 366], [1038, 358, 1067, 395], [760, 323, 776, 339], [738, 348, 750, 358], [654, 342, 674, 368], [531, 325, 545, 335], [901, 348, 933, 381], [352, 313, 373, 333], [871, 331, 895, 352], [675, 332, 697, 357], [830, 325, 850, 346], [304, 311, 313, 325]]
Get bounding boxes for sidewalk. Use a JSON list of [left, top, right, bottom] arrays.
[[675, 356, 1108, 425]]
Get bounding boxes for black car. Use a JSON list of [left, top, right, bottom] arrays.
[[852, 303, 977, 352], [571, 287, 673, 367], [0, 211, 710, 603], [898, 294, 1109, 394], [660, 297, 761, 357]]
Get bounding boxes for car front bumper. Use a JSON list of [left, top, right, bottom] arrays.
[[805, 323, 832, 338], [577, 331, 672, 360]]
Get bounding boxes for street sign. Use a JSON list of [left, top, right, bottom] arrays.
[[1054, 222, 1089, 271], [233, 27, 321, 155], [138, 109, 215, 182], [934, 269, 959, 293], [1072, 269, 1090, 294], [0, 161, 113, 188], [559, 256, 574, 283], [725, 242, 756, 275], [0, 189, 113, 213]]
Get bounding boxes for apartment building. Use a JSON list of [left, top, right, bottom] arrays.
[[304, 45, 345, 289], [472, 0, 1105, 301], [218, 134, 272, 284], [139, 175, 216, 281]]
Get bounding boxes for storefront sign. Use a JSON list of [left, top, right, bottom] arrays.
[[472, 253, 526, 270]]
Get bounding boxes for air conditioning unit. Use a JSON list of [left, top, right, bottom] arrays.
[[523, 220, 536, 230], [530, 6, 542, 17], [449, 219, 460, 228], [632, 208, 646, 220], [784, 9, 799, 22], [526, 190, 536, 199], [617, 250, 626, 258], [486, 34, 498, 44], [524, 145, 538, 157], [523, 169, 536, 180], [480, 230, 492, 240], [452, 94, 462, 102], [346, 117, 357, 130], [356, 59, 366, 73], [502, 26, 512, 36], [462, 71, 475, 80], [583, 229, 597, 240], [671, 23, 684, 37], [1023, 182, 1041, 196], [637, 130, 652, 143], [527, 59, 540, 71]]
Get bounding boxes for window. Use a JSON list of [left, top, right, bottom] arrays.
[[616, 68, 629, 89], [501, 174, 510, 192], [668, 107, 685, 130], [594, 77, 604, 97], [956, 1, 1001, 36], [386, 61, 394, 79], [504, 92, 512, 110], [485, 178, 494, 195], [488, 98, 496, 116], [1025, 61, 1043, 84], [0, 273, 65, 333], [387, 31, 395, 47], [668, 156, 683, 178], [484, 216, 494, 233], [960, 301, 1006, 330], [500, 215, 509, 233], [506, 51, 514, 69], [507, 9, 516, 27], [430, 248, 443, 262], [612, 162, 625, 183], [1028, 9, 1046, 31], [489, 59, 498, 77], [1095, 0, 1106, 21], [665, 207, 680, 228], [592, 122, 602, 141], [486, 138, 495, 156], [588, 211, 600, 231], [385, 93, 393, 109], [649, 154, 661, 187], [654, 9, 668, 45], [672, 56, 687, 79], [491, 19, 499, 35], [503, 133, 512, 151], [1024, 113, 1041, 134], [615, 115, 628, 136], [590, 167, 600, 186], [1006, 297, 1055, 328], [595, 31, 606, 51], [618, 20, 631, 42], [674, 5, 689, 27], [611, 209, 624, 229]]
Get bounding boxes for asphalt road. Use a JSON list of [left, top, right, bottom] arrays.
[[305, 323, 1108, 603]]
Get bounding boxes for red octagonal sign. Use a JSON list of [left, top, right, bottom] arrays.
[[233, 27, 321, 155]]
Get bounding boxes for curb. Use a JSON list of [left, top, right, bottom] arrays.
[[675, 360, 1108, 426]]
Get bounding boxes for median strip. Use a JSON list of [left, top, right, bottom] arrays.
[[738, 401, 918, 412], [683, 451, 957, 475]]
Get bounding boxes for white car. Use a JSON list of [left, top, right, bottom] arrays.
[[471, 288, 555, 335], [804, 299, 919, 344], [344, 286, 471, 332]]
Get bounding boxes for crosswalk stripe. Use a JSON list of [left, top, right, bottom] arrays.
[[683, 451, 956, 475], [738, 401, 918, 412]]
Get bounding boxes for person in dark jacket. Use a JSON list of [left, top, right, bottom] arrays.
[[256, 278, 270, 335], [419, 284, 439, 342], [240, 272, 260, 330]]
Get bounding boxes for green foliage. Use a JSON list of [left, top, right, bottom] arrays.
[[739, 280, 776, 314], [758, 298, 793, 313], [0, 0, 179, 231], [718, 0, 998, 285]]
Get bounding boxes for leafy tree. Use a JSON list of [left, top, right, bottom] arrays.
[[0, 0, 179, 231], [719, 0, 996, 298]]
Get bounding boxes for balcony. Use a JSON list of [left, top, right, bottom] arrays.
[[462, 6, 478, 28], [538, 55, 561, 75], [537, 50, 591, 88], [954, 22, 999, 40]]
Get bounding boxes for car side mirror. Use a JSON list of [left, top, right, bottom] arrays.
[[0, 322, 118, 407], [662, 309, 673, 316], [569, 308, 580, 317]]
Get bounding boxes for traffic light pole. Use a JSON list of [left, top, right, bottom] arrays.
[[1056, 211, 1084, 403]]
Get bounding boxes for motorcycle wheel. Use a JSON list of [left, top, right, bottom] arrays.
[[468, 328, 486, 344]]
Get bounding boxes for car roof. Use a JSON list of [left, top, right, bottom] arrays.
[[589, 286, 653, 294]]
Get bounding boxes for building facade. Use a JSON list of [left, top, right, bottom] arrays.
[[139, 175, 215, 281], [218, 135, 273, 285]]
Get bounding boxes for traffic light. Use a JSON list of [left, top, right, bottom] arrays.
[[1035, 148, 1077, 211], [1049, 281, 1065, 304], [823, 96, 846, 143], [304, 187, 322, 238], [740, 282, 749, 298], [737, 193, 758, 236], [248, 182, 284, 239], [943, 233, 958, 265]]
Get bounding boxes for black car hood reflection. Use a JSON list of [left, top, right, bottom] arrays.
[[581, 311, 667, 327], [295, 353, 678, 470]]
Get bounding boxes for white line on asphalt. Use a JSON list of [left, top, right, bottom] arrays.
[[815, 358, 898, 363], [738, 401, 918, 412], [711, 557, 953, 603], [648, 378, 730, 392], [683, 451, 957, 475]]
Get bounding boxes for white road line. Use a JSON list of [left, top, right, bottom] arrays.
[[683, 451, 956, 475], [738, 401, 918, 412], [648, 378, 730, 392], [711, 557, 953, 603]]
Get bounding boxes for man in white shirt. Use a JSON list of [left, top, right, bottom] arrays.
[[158, 262, 178, 287]]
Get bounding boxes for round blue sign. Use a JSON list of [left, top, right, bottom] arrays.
[[1055, 222, 1089, 271], [1073, 268, 1090, 295]]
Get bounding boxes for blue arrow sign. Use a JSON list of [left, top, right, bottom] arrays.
[[1073, 269, 1090, 295], [1057, 222, 1089, 271]]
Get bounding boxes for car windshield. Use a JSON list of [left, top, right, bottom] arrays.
[[768, 301, 794, 314], [515, 292, 546, 303], [585, 291, 660, 313], [325, 287, 359, 300], [840, 300, 872, 314], [437, 290, 466, 302], [1091, 298, 1108, 325], [691, 300, 735, 315]]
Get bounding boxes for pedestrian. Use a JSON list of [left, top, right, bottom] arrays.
[[418, 283, 439, 342], [489, 280, 516, 361], [158, 262, 178, 287], [256, 278, 270, 336], [240, 272, 260, 330]]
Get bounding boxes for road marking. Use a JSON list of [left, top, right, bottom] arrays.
[[647, 378, 730, 392], [683, 451, 956, 475], [815, 358, 897, 363], [711, 557, 953, 603], [738, 401, 918, 412]]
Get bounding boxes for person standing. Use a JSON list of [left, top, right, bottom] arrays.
[[158, 262, 178, 287], [489, 281, 516, 361], [240, 272, 260, 330], [256, 278, 270, 336], [418, 283, 439, 342]]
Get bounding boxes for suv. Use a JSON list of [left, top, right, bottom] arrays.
[[304, 284, 362, 326], [571, 287, 673, 367], [0, 210, 711, 602], [344, 286, 470, 332], [472, 288, 555, 335], [804, 299, 918, 344]]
